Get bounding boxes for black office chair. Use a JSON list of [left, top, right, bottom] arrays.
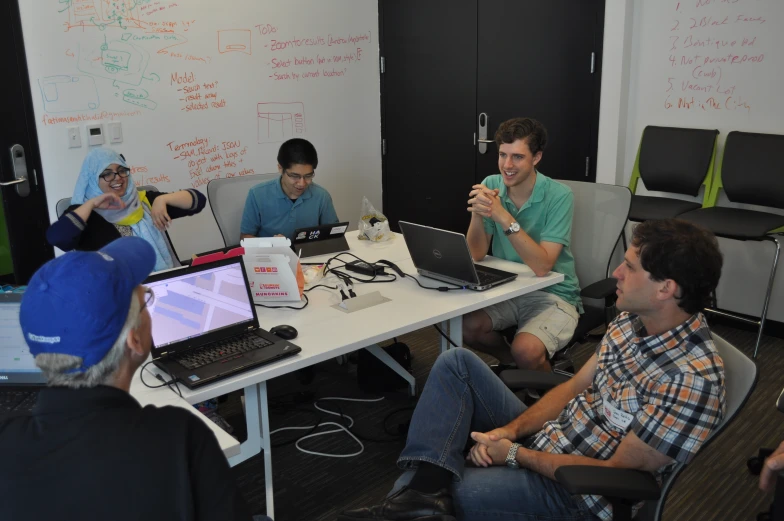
[[498, 181, 631, 380], [627, 126, 719, 223], [506, 334, 757, 521], [679, 131, 784, 358]]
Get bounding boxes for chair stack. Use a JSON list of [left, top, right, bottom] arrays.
[[628, 127, 784, 358]]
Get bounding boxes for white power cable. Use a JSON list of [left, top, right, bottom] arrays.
[[269, 396, 385, 458]]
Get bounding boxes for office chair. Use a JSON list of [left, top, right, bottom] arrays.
[[678, 131, 784, 358], [514, 334, 756, 521], [627, 126, 719, 223], [206, 173, 279, 247], [55, 185, 182, 264], [499, 181, 631, 380]]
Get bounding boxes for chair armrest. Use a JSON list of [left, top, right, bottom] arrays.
[[499, 369, 570, 391], [554, 466, 661, 501], [580, 278, 618, 300]]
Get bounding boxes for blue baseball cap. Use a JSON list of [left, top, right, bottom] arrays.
[[20, 237, 156, 371]]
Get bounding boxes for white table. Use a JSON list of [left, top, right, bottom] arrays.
[[135, 232, 563, 518]]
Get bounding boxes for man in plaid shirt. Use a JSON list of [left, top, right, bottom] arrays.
[[340, 219, 725, 521]]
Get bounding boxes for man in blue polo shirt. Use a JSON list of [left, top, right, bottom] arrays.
[[463, 118, 582, 372], [240, 138, 339, 240]]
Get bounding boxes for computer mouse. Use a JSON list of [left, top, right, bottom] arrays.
[[270, 324, 298, 340]]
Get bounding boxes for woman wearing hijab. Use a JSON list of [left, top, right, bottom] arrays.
[[47, 148, 206, 271]]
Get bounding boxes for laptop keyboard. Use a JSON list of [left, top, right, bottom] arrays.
[[0, 389, 38, 414], [476, 269, 506, 286], [175, 334, 274, 370]]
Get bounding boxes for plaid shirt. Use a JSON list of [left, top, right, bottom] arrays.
[[529, 312, 726, 521]]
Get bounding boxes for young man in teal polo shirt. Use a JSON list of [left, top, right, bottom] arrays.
[[240, 138, 339, 240], [463, 118, 582, 372]]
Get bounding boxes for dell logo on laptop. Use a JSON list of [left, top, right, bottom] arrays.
[[432, 249, 442, 259], [0, 376, 8, 380]]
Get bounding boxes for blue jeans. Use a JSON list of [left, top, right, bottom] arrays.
[[396, 348, 598, 521]]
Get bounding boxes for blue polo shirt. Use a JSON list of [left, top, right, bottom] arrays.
[[482, 171, 582, 312], [240, 177, 339, 239]]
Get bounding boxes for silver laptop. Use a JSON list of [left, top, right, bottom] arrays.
[[0, 293, 46, 419], [398, 221, 517, 291]]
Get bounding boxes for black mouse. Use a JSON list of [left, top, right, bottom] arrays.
[[270, 324, 298, 340]]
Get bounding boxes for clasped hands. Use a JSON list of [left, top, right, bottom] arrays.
[[467, 184, 510, 225], [466, 426, 521, 468]]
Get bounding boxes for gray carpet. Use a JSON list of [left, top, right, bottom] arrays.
[[225, 321, 784, 521]]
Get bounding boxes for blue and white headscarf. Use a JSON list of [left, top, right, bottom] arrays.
[[72, 148, 174, 271]]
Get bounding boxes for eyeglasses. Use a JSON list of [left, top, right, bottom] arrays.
[[140, 287, 155, 312], [284, 170, 315, 182], [99, 167, 131, 183]]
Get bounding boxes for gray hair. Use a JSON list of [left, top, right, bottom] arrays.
[[35, 294, 142, 388]]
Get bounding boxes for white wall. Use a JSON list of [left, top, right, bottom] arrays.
[[19, 0, 381, 259], [598, 0, 784, 323]]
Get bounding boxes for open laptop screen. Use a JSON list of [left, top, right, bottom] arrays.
[[0, 295, 46, 385], [146, 262, 255, 350]]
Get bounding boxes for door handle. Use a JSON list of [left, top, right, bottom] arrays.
[[477, 112, 489, 154], [8, 144, 30, 197], [477, 139, 494, 144], [0, 178, 27, 186]]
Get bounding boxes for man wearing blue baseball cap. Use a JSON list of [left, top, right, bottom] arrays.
[[0, 237, 258, 521]]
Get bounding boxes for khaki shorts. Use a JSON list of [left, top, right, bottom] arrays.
[[483, 290, 580, 357]]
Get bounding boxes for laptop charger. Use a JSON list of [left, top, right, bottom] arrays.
[[345, 260, 385, 276]]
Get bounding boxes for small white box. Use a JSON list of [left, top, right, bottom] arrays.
[[67, 126, 81, 148], [85, 124, 104, 146], [107, 122, 123, 144]]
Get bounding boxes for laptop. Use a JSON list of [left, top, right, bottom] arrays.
[[0, 293, 46, 420], [398, 221, 518, 291], [292, 221, 350, 258], [145, 257, 301, 389]]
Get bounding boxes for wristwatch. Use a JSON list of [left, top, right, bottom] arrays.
[[505, 442, 522, 468], [504, 222, 521, 236]]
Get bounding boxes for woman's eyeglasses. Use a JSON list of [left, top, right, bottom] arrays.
[[99, 167, 131, 183]]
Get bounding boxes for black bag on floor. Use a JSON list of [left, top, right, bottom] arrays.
[[357, 342, 413, 392]]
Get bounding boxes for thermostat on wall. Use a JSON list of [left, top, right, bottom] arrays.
[[85, 124, 104, 146]]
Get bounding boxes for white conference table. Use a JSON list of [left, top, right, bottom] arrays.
[[133, 231, 563, 518]]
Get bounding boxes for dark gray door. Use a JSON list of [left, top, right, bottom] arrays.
[[380, 0, 604, 233], [379, 0, 477, 233], [475, 0, 604, 184], [0, 1, 53, 284]]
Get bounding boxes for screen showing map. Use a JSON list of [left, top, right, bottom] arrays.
[[146, 264, 254, 349], [0, 301, 45, 383]]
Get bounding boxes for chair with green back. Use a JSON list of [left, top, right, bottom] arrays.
[[679, 130, 784, 358], [628, 126, 719, 223]]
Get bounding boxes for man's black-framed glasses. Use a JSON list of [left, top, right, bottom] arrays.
[[284, 170, 315, 182], [99, 167, 131, 183], [141, 287, 155, 311]]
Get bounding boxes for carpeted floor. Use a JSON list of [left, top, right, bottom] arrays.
[[224, 321, 784, 521]]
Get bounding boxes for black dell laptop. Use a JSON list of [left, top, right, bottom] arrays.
[[145, 257, 301, 389], [0, 293, 46, 420], [291, 221, 350, 258], [399, 221, 517, 291]]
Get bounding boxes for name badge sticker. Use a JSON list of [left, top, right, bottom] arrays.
[[603, 400, 634, 431]]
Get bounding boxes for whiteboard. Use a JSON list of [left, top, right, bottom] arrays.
[[625, 0, 784, 187], [19, 0, 381, 257]]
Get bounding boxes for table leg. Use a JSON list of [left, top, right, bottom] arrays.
[[227, 384, 274, 517], [365, 344, 416, 396], [448, 315, 463, 350], [259, 382, 274, 519], [439, 321, 449, 353]]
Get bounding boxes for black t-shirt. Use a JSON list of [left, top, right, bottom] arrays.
[[0, 386, 251, 521]]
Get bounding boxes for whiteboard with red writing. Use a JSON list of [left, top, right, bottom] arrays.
[[19, 0, 380, 257], [624, 0, 784, 189]]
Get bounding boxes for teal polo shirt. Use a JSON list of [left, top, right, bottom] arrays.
[[482, 172, 582, 312], [240, 177, 339, 239]]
